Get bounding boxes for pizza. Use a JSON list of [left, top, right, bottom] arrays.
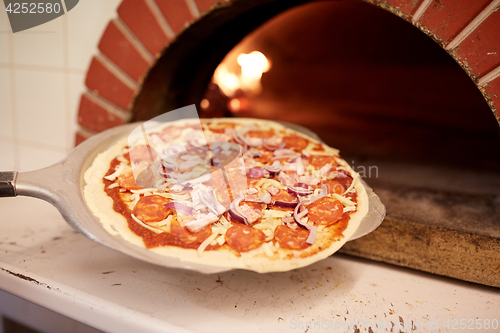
[[83, 118, 369, 272]]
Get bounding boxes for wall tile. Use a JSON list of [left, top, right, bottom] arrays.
[[14, 70, 66, 148], [0, 68, 14, 139], [11, 17, 64, 68], [66, 0, 122, 71], [18, 144, 66, 172], [0, 141, 15, 170], [0, 6, 10, 63]]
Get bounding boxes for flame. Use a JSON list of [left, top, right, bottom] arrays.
[[213, 51, 271, 97]]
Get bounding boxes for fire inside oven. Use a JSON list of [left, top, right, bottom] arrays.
[[131, 0, 500, 287]]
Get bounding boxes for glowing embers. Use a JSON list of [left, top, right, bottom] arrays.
[[203, 51, 271, 113]]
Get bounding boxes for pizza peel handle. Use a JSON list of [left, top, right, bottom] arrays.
[[0, 124, 141, 245]]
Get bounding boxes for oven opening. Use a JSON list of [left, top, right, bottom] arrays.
[[132, 0, 500, 286]]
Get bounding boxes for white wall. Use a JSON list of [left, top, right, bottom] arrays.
[[0, 0, 122, 172]]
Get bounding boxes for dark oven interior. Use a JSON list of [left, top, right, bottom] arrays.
[[130, 0, 500, 287]]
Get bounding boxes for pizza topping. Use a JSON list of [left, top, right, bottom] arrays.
[[298, 175, 321, 186], [307, 197, 343, 226], [225, 224, 266, 252], [228, 197, 250, 225], [170, 218, 212, 245], [287, 186, 314, 197], [97, 119, 362, 260], [271, 189, 299, 209], [293, 200, 310, 228], [264, 162, 282, 176], [164, 202, 193, 216], [184, 213, 219, 233], [306, 155, 339, 168], [239, 204, 261, 224], [132, 195, 173, 223], [274, 225, 311, 250], [248, 167, 269, 179], [266, 185, 280, 196], [129, 145, 157, 165], [306, 226, 318, 245], [283, 134, 309, 152], [277, 171, 296, 187], [117, 172, 142, 190], [104, 163, 126, 181], [131, 214, 164, 234]]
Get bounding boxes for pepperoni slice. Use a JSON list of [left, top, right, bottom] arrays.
[[129, 145, 157, 165], [225, 224, 266, 252], [306, 155, 339, 168], [283, 134, 309, 152], [170, 219, 212, 246], [132, 195, 173, 223], [307, 197, 343, 225], [117, 172, 142, 190], [274, 225, 311, 250], [321, 176, 353, 194]]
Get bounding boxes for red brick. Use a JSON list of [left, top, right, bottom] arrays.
[[418, 0, 490, 45], [77, 93, 125, 133], [98, 20, 151, 82], [74, 129, 93, 146], [377, 0, 423, 18], [455, 9, 500, 78], [483, 76, 500, 122], [154, 0, 193, 34], [85, 57, 137, 110], [195, 0, 220, 14], [118, 0, 170, 57]]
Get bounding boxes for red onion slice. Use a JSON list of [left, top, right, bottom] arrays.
[[306, 225, 317, 244], [296, 182, 309, 189], [287, 186, 313, 196], [293, 200, 310, 229], [164, 202, 193, 216], [228, 197, 249, 225], [264, 164, 282, 177], [272, 200, 299, 208], [263, 139, 285, 151]]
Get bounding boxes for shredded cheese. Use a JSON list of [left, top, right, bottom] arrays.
[[104, 163, 125, 181], [197, 227, 221, 256], [331, 193, 356, 207], [131, 214, 163, 234]]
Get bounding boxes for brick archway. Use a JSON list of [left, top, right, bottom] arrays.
[[75, 0, 500, 145]]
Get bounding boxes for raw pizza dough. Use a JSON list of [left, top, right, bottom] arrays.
[[84, 118, 368, 273]]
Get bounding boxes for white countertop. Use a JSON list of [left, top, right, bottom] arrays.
[[0, 196, 499, 333]]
